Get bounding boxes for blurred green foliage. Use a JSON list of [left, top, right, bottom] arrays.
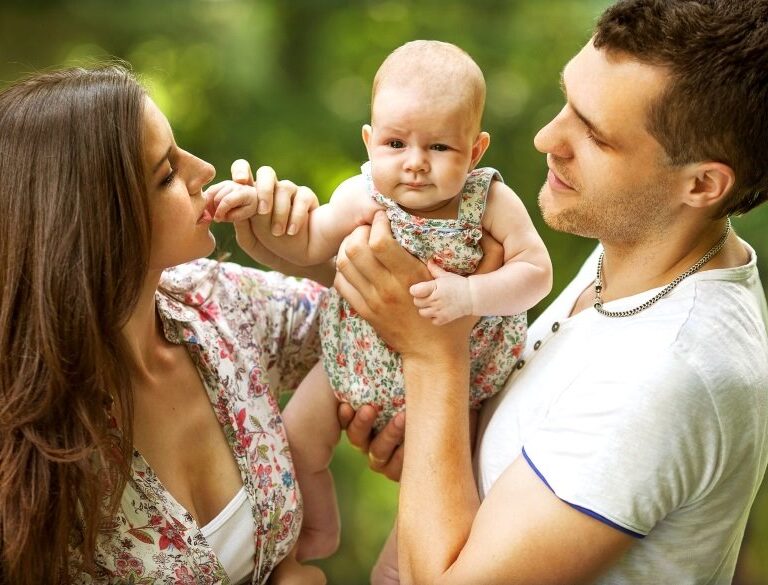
[[1, 1, 766, 583]]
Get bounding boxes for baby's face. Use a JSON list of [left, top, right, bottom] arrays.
[[363, 85, 485, 214]]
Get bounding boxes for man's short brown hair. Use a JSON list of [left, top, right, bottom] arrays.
[[595, 0, 768, 216]]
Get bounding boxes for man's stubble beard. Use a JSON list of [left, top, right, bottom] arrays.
[[537, 177, 673, 246]]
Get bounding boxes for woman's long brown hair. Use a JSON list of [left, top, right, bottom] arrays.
[[0, 65, 151, 583]]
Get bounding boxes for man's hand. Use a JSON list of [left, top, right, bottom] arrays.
[[334, 211, 475, 359], [338, 403, 405, 482]]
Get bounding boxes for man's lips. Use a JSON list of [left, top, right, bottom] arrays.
[[547, 167, 575, 190]]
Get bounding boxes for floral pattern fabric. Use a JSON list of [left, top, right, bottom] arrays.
[[320, 162, 527, 430], [69, 260, 325, 585]]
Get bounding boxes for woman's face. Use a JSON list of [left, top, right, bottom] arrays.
[[143, 97, 216, 271]]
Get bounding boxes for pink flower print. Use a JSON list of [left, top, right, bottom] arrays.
[[115, 551, 145, 577], [355, 337, 372, 351], [149, 514, 163, 527], [217, 337, 234, 359], [158, 519, 186, 551], [234, 408, 254, 450], [248, 366, 268, 397], [336, 353, 347, 368], [199, 300, 221, 322], [277, 510, 295, 541], [354, 360, 364, 376], [411, 215, 427, 226], [391, 394, 405, 409], [173, 566, 197, 585]]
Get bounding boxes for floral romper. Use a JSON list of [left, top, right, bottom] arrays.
[[320, 162, 527, 430]]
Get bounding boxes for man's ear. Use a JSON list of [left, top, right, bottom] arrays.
[[362, 124, 373, 159], [682, 161, 735, 211], [470, 132, 491, 170]]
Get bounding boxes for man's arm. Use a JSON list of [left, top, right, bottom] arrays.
[[335, 213, 633, 585]]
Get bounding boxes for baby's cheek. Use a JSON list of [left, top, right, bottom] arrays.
[[371, 166, 396, 196]]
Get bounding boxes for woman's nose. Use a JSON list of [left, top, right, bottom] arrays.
[[191, 157, 216, 192]]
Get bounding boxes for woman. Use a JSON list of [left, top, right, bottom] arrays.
[[0, 65, 330, 584]]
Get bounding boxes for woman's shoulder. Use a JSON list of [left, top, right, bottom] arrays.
[[161, 258, 325, 316]]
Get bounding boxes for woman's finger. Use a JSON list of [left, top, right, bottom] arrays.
[[287, 186, 319, 235], [254, 165, 278, 215], [271, 179, 297, 236]]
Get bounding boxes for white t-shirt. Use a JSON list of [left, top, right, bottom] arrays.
[[476, 242, 768, 585]]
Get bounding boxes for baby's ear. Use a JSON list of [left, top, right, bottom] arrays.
[[470, 132, 491, 169], [362, 124, 373, 155]]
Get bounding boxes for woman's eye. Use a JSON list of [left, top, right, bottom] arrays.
[[161, 169, 177, 187], [431, 144, 449, 152], [388, 140, 405, 149]]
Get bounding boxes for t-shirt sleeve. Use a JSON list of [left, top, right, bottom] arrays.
[[522, 348, 723, 537], [213, 261, 326, 394]]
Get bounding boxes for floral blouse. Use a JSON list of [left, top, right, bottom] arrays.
[[69, 260, 325, 585]]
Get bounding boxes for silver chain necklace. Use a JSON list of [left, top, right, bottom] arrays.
[[593, 218, 731, 318]]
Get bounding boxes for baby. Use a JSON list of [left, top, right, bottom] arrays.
[[209, 40, 552, 567]]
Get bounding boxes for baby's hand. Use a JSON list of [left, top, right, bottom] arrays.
[[206, 180, 260, 222], [409, 260, 473, 325]]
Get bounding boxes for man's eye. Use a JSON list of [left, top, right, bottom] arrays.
[[388, 140, 405, 149], [431, 144, 449, 152]]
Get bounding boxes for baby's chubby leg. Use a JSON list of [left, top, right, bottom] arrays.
[[282, 362, 342, 561]]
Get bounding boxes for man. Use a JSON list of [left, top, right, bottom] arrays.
[[335, 1, 768, 583]]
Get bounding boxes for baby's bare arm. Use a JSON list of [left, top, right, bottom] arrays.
[[468, 181, 553, 315], [252, 175, 382, 266]]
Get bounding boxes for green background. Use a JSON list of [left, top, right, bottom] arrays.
[[2, 1, 765, 583]]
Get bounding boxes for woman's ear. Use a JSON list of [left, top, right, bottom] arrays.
[[362, 124, 373, 159], [470, 132, 491, 170], [682, 161, 736, 211]]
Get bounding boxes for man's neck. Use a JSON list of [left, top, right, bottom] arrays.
[[570, 218, 747, 316]]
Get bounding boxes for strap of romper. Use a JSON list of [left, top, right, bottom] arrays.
[[457, 167, 503, 227]]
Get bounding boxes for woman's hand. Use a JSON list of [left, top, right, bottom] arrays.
[[224, 160, 335, 285], [226, 160, 317, 258]]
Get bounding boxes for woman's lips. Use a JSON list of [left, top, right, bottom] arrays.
[[197, 207, 213, 224]]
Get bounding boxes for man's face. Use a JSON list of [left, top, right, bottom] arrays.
[[534, 41, 687, 245]]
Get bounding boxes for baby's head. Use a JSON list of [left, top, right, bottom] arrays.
[[363, 40, 490, 214]]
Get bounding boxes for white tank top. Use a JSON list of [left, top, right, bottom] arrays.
[[199, 487, 256, 584]]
